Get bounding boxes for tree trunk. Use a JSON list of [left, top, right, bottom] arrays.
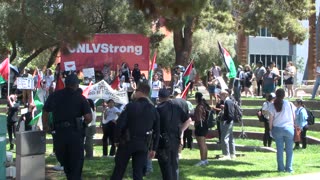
[[173, 17, 195, 67], [18, 46, 53, 70], [307, 0, 316, 80], [317, 10, 320, 63], [237, 29, 248, 65], [9, 41, 17, 63], [46, 46, 60, 68]]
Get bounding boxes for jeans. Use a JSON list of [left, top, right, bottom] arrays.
[[84, 125, 96, 158], [272, 126, 294, 172], [220, 121, 236, 156], [311, 76, 320, 99]]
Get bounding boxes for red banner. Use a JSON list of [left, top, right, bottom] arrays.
[[60, 34, 150, 71]]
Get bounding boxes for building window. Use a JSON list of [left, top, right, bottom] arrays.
[[258, 28, 272, 37]]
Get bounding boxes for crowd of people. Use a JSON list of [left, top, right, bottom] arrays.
[[4, 58, 313, 179]]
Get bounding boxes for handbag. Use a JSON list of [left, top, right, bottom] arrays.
[[294, 126, 301, 142]]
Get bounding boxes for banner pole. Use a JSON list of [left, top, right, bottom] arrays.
[[7, 52, 11, 97]]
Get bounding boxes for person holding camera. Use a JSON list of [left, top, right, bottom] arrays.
[[156, 89, 191, 180], [42, 74, 92, 179], [111, 83, 160, 180]]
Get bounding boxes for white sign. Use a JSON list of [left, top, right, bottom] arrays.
[[64, 61, 76, 71], [83, 68, 95, 84], [80, 80, 128, 104], [17, 77, 34, 90]]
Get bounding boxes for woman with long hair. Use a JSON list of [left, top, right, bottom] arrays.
[[269, 88, 295, 173], [193, 92, 210, 166], [294, 99, 308, 149]]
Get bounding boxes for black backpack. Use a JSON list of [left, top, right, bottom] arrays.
[[206, 110, 216, 128], [233, 100, 243, 123], [305, 108, 315, 125]]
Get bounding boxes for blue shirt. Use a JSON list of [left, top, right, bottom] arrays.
[[295, 107, 308, 129]]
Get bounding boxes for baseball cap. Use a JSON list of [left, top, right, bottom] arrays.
[[270, 93, 276, 98], [158, 89, 170, 98], [65, 74, 80, 86], [174, 88, 182, 94]]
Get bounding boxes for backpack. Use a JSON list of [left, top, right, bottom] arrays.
[[233, 101, 243, 123], [257, 109, 268, 122], [305, 108, 315, 125], [206, 110, 216, 128]]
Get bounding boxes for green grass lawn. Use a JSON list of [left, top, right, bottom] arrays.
[[42, 143, 320, 180]]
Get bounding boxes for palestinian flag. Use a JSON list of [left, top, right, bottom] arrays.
[[181, 82, 191, 99], [0, 76, 6, 84], [29, 112, 42, 126], [218, 41, 236, 78], [55, 76, 65, 91], [182, 61, 193, 87], [82, 81, 93, 98], [110, 76, 120, 90], [148, 51, 157, 85], [0, 58, 9, 81]]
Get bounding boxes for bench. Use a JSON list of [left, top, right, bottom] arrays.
[[294, 80, 319, 97]]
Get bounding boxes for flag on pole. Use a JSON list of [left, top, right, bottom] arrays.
[[148, 51, 157, 85], [29, 112, 42, 126], [218, 41, 236, 78], [82, 81, 93, 98], [181, 82, 191, 99], [182, 61, 193, 86], [55, 76, 65, 91], [110, 76, 120, 90], [0, 58, 9, 81], [34, 90, 44, 111]]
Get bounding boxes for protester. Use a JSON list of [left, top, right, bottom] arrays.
[[85, 99, 97, 159], [127, 77, 136, 101], [111, 83, 160, 180], [219, 90, 237, 160], [261, 93, 275, 147], [270, 62, 280, 86], [212, 95, 224, 144], [283, 61, 296, 98], [311, 63, 320, 99], [139, 73, 148, 84], [207, 72, 217, 106], [132, 63, 141, 84], [211, 62, 222, 79], [262, 66, 279, 97], [173, 74, 183, 93], [22, 103, 36, 131], [119, 62, 131, 83], [7, 93, 19, 150], [254, 61, 266, 97], [21, 67, 32, 105], [150, 74, 162, 105], [188, 64, 197, 96], [244, 65, 254, 97], [43, 69, 54, 97], [193, 92, 210, 166], [156, 88, 190, 180], [102, 99, 121, 157], [233, 65, 244, 105], [294, 99, 308, 149], [269, 88, 295, 173], [42, 74, 92, 179]]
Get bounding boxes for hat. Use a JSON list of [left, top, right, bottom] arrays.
[[238, 65, 243, 69], [257, 61, 263, 64], [65, 74, 80, 86], [158, 89, 170, 98], [174, 88, 182, 94], [270, 93, 276, 98]]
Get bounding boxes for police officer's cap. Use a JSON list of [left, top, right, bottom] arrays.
[[65, 74, 80, 86], [158, 88, 170, 98]]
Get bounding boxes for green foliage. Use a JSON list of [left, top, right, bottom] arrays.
[[156, 29, 236, 78], [236, 0, 313, 44]]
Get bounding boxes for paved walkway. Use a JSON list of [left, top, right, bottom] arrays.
[[259, 172, 320, 179]]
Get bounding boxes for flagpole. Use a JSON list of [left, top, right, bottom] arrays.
[[7, 52, 10, 97]]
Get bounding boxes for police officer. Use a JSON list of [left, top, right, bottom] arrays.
[[42, 73, 92, 180], [156, 89, 191, 180], [111, 83, 160, 180]]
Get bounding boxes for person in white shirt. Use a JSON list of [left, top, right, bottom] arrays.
[[269, 88, 295, 173], [101, 99, 121, 157], [211, 62, 222, 79], [85, 99, 97, 159], [150, 74, 162, 105]]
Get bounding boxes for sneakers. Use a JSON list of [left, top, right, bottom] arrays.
[[52, 164, 64, 171], [231, 154, 236, 160], [195, 160, 209, 166], [218, 155, 231, 160]]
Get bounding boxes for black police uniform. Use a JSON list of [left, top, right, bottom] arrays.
[[156, 100, 189, 180], [43, 87, 91, 180], [111, 97, 160, 180]]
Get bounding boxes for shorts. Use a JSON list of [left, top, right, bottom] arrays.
[[195, 123, 208, 137], [208, 86, 215, 94], [284, 77, 294, 85]]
